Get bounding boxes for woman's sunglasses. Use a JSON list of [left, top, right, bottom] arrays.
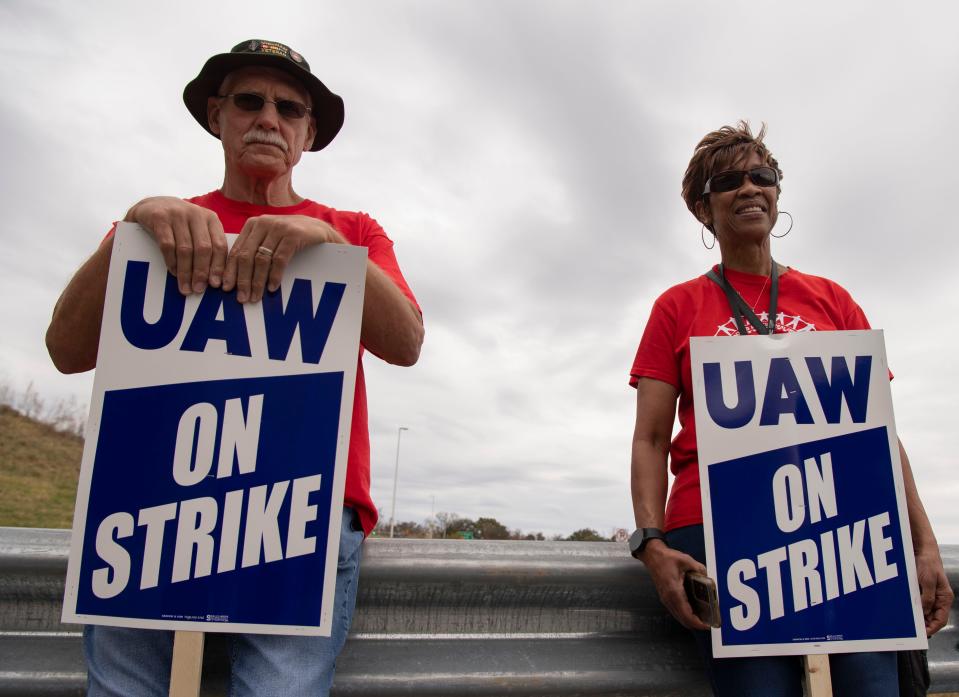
[[218, 93, 312, 120], [703, 166, 779, 195]]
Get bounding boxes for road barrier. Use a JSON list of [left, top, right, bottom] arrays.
[[2, 528, 958, 696]]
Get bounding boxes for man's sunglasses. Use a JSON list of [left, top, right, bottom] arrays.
[[703, 166, 779, 196], [217, 93, 312, 120]]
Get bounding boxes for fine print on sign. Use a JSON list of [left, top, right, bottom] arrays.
[[62, 223, 367, 636], [691, 331, 926, 658]]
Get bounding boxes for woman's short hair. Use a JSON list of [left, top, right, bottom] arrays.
[[681, 121, 783, 220]]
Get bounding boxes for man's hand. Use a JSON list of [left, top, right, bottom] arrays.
[[916, 548, 954, 636], [223, 215, 345, 303], [125, 197, 228, 295], [639, 540, 712, 631]]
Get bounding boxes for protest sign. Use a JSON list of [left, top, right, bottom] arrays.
[[62, 223, 366, 636], [691, 330, 926, 658]]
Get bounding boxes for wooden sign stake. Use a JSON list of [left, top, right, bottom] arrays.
[[803, 653, 832, 697], [169, 631, 205, 697]]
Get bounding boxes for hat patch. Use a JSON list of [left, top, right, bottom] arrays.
[[250, 40, 290, 59]]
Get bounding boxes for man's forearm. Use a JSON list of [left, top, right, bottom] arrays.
[[360, 261, 423, 366], [46, 236, 113, 374]]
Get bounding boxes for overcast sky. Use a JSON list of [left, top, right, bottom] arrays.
[[2, 1, 958, 540]]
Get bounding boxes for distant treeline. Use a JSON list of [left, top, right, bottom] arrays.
[[373, 512, 616, 542], [0, 380, 86, 437]]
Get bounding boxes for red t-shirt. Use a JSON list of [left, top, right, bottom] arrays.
[[186, 190, 420, 535], [629, 266, 871, 532]]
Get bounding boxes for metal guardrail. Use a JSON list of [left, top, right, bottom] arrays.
[[2, 528, 958, 696]]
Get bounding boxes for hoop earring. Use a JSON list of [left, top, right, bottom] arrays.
[[771, 210, 793, 238], [701, 224, 716, 249]]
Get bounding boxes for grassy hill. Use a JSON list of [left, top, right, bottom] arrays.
[[0, 405, 81, 528]]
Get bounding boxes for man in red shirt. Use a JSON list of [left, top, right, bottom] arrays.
[[46, 39, 423, 696]]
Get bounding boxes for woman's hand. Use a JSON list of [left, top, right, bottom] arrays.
[[640, 539, 712, 631], [915, 548, 953, 636]]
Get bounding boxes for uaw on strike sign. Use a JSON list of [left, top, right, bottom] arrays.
[[691, 331, 926, 657], [62, 223, 366, 635]]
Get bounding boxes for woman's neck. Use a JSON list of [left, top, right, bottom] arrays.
[[719, 239, 773, 276]]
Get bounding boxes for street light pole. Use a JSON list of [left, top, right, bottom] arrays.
[[388, 426, 408, 539]]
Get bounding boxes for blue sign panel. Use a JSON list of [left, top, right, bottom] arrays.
[[710, 427, 913, 646], [76, 373, 341, 627]]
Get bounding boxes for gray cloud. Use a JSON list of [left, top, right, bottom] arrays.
[[3, 0, 959, 541]]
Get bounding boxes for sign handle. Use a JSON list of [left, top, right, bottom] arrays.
[[803, 654, 832, 697], [169, 631, 205, 697]]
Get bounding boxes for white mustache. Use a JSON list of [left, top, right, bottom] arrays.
[[242, 128, 289, 152]]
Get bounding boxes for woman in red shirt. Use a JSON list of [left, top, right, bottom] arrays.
[[629, 122, 951, 696]]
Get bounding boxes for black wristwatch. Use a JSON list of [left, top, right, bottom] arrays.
[[628, 527, 665, 559]]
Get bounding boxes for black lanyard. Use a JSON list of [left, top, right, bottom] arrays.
[[705, 261, 779, 335]]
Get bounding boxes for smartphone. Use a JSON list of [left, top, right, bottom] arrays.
[[684, 572, 721, 628]]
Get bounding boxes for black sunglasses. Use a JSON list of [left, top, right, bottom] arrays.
[[703, 166, 779, 196], [217, 92, 312, 120]]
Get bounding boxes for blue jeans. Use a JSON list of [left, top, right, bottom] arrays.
[[665, 524, 899, 697], [84, 507, 365, 697]]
